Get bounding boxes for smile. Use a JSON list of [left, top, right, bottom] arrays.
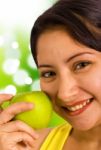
[[62, 98, 94, 116], [67, 99, 92, 111]]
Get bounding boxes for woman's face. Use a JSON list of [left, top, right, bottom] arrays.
[[37, 29, 101, 131]]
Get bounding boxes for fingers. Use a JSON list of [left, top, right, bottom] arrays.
[[0, 131, 35, 148], [0, 102, 33, 125], [12, 132, 36, 147], [0, 94, 13, 105], [0, 120, 39, 139]]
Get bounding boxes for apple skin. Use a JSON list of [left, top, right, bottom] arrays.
[[10, 91, 53, 129]]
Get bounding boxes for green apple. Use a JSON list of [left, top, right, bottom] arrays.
[[10, 91, 53, 129]]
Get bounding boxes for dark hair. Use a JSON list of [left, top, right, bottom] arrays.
[[30, 0, 101, 65]]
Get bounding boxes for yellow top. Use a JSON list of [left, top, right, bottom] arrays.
[[40, 123, 72, 150]]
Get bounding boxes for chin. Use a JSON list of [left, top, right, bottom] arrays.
[[74, 125, 93, 131], [71, 121, 98, 131]]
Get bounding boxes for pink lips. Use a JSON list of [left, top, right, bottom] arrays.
[[63, 98, 93, 116], [65, 98, 92, 107]]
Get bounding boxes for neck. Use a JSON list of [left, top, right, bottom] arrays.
[[63, 125, 101, 150], [72, 125, 101, 147]]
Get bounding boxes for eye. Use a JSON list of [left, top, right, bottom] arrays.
[[40, 71, 56, 78], [73, 61, 91, 71]]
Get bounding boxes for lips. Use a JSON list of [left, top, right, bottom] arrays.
[[62, 97, 94, 116]]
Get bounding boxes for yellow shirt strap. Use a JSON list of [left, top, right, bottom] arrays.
[[40, 123, 72, 150]]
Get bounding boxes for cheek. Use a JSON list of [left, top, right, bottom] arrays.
[[40, 80, 58, 99], [91, 77, 101, 100], [79, 71, 101, 98], [40, 81, 53, 94]]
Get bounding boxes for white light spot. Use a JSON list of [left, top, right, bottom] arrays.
[[0, 36, 4, 46], [3, 58, 20, 74], [27, 54, 37, 68], [25, 77, 33, 85], [13, 69, 29, 86], [11, 41, 19, 49], [4, 85, 17, 95], [5, 48, 21, 59], [31, 80, 41, 91]]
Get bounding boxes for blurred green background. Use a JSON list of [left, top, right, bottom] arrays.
[[0, 0, 66, 127]]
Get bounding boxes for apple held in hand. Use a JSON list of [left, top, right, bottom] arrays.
[[10, 91, 53, 129]]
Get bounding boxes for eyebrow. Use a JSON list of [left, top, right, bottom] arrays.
[[38, 64, 53, 68], [66, 52, 93, 63], [38, 52, 94, 68]]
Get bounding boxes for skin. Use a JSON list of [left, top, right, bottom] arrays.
[[1, 28, 101, 150], [37, 29, 101, 149]]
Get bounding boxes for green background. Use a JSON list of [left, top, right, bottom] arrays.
[[0, 0, 66, 127]]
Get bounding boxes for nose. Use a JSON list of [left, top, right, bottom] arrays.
[[57, 74, 79, 102]]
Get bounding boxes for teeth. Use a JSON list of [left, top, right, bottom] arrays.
[[87, 99, 90, 103], [67, 99, 91, 112], [83, 102, 86, 106]]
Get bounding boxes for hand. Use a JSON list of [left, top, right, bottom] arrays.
[[0, 94, 39, 150]]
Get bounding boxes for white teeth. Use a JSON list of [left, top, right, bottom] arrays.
[[67, 99, 91, 112], [83, 102, 86, 106], [87, 99, 90, 103]]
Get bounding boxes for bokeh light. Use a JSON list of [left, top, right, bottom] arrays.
[[11, 41, 19, 49], [13, 69, 31, 86], [31, 80, 41, 91], [4, 85, 17, 95], [3, 58, 20, 74]]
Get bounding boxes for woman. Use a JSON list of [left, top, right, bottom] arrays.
[[0, 0, 101, 149]]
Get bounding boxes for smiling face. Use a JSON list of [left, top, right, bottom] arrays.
[[36, 28, 101, 131]]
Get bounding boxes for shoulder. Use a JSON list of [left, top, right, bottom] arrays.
[[33, 127, 53, 149]]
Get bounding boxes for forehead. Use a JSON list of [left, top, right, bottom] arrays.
[[36, 29, 96, 64]]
